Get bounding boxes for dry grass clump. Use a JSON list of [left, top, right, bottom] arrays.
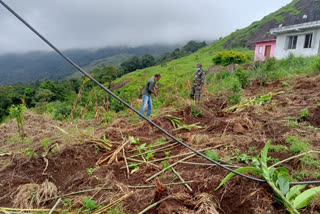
[[12, 183, 40, 209], [194, 193, 219, 214], [12, 180, 57, 208], [37, 179, 58, 204]]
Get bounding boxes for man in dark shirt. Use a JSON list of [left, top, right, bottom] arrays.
[[190, 63, 205, 102], [139, 74, 161, 119]]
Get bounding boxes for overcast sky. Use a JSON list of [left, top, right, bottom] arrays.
[[0, 0, 292, 54]]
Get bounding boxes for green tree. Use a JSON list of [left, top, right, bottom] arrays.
[[36, 88, 56, 102], [24, 87, 35, 107], [182, 40, 207, 53], [141, 54, 155, 68]]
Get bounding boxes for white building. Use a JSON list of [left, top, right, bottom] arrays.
[[270, 20, 320, 59]]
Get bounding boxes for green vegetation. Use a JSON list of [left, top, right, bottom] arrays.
[[217, 140, 320, 213], [9, 104, 27, 139], [204, 150, 219, 161], [191, 103, 203, 117], [286, 136, 310, 154], [212, 50, 247, 66], [300, 109, 310, 120], [270, 145, 287, 153]]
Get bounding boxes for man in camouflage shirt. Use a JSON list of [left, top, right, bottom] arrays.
[[190, 63, 205, 101]]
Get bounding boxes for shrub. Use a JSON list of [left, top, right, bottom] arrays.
[[235, 68, 250, 88], [312, 55, 320, 73], [286, 136, 309, 154], [227, 92, 242, 105], [216, 70, 231, 80], [212, 50, 247, 66], [47, 101, 71, 121], [300, 109, 310, 120], [9, 104, 27, 139], [191, 104, 203, 117]]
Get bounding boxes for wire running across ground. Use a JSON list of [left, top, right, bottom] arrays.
[[0, 0, 319, 185]]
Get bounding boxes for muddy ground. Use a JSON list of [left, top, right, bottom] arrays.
[[0, 75, 320, 213]]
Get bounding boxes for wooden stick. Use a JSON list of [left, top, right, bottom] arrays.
[[121, 145, 226, 169], [92, 191, 133, 214], [146, 154, 195, 182], [269, 150, 320, 169], [126, 157, 160, 168], [172, 167, 192, 192], [179, 161, 239, 168], [123, 143, 130, 178], [41, 187, 113, 203], [138, 196, 171, 214], [128, 141, 177, 153], [48, 198, 61, 214], [130, 144, 179, 158], [0, 208, 50, 212], [221, 120, 231, 139], [128, 181, 194, 189]]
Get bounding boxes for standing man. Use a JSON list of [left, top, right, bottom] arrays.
[[139, 74, 161, 119], [190, 63, 205, 102]]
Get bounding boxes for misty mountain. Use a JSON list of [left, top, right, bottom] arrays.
[[0, 44, 180, 86]]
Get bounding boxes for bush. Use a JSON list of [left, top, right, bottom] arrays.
[[216, 70, 231, 80], [212, 50, 247, 66], [312, 55, 320, 73], [191, 104, 203, 117], [47, 101, 71, 121], [235, 68, 250, 88]]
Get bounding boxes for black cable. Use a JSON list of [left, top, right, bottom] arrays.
[[1, 0, 319, 185]]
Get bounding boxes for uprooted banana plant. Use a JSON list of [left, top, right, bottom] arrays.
[[166, 115, 202, 131], [224, 91, 284, 113], [216, 140, 320, 214]]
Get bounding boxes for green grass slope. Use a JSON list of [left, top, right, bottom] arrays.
[[108, 0, 320, 114]]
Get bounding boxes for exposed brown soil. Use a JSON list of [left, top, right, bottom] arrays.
[[0, 75, 320, 213]]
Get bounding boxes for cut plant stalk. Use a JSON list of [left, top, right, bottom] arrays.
[[146, 153, 196, 181], [138, 196, 171, 214], [172, 167, 193, 192], [92, 191, 133, 214], [128, 181, 194, 189], [120, 145, 226, 169]]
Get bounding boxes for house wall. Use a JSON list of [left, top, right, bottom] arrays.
[[254, 41, 276, 61], [274, 29, 320, 59]]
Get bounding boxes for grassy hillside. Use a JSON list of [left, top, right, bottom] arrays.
[[68, 53, 135, 79]]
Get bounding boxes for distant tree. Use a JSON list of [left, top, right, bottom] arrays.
[[171, 48, 182, 59], [141, 54, 155, 68], [40, 80, 56, 92], [36, 88, 56, 102], [182, 40, 207, 53], [120, 56, 141, 74], [101, 65, 118, 88], [24, 87, 35, 108], [156, 52, 172, 65], [39, 80, 64, 101], [69, 78, 81, 93]]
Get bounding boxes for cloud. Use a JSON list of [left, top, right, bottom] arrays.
[[0, 0, 291, 53]]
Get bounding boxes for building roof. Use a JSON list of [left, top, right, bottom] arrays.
[[253, 39, 276, 44], [270, 20, 320, 35]]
